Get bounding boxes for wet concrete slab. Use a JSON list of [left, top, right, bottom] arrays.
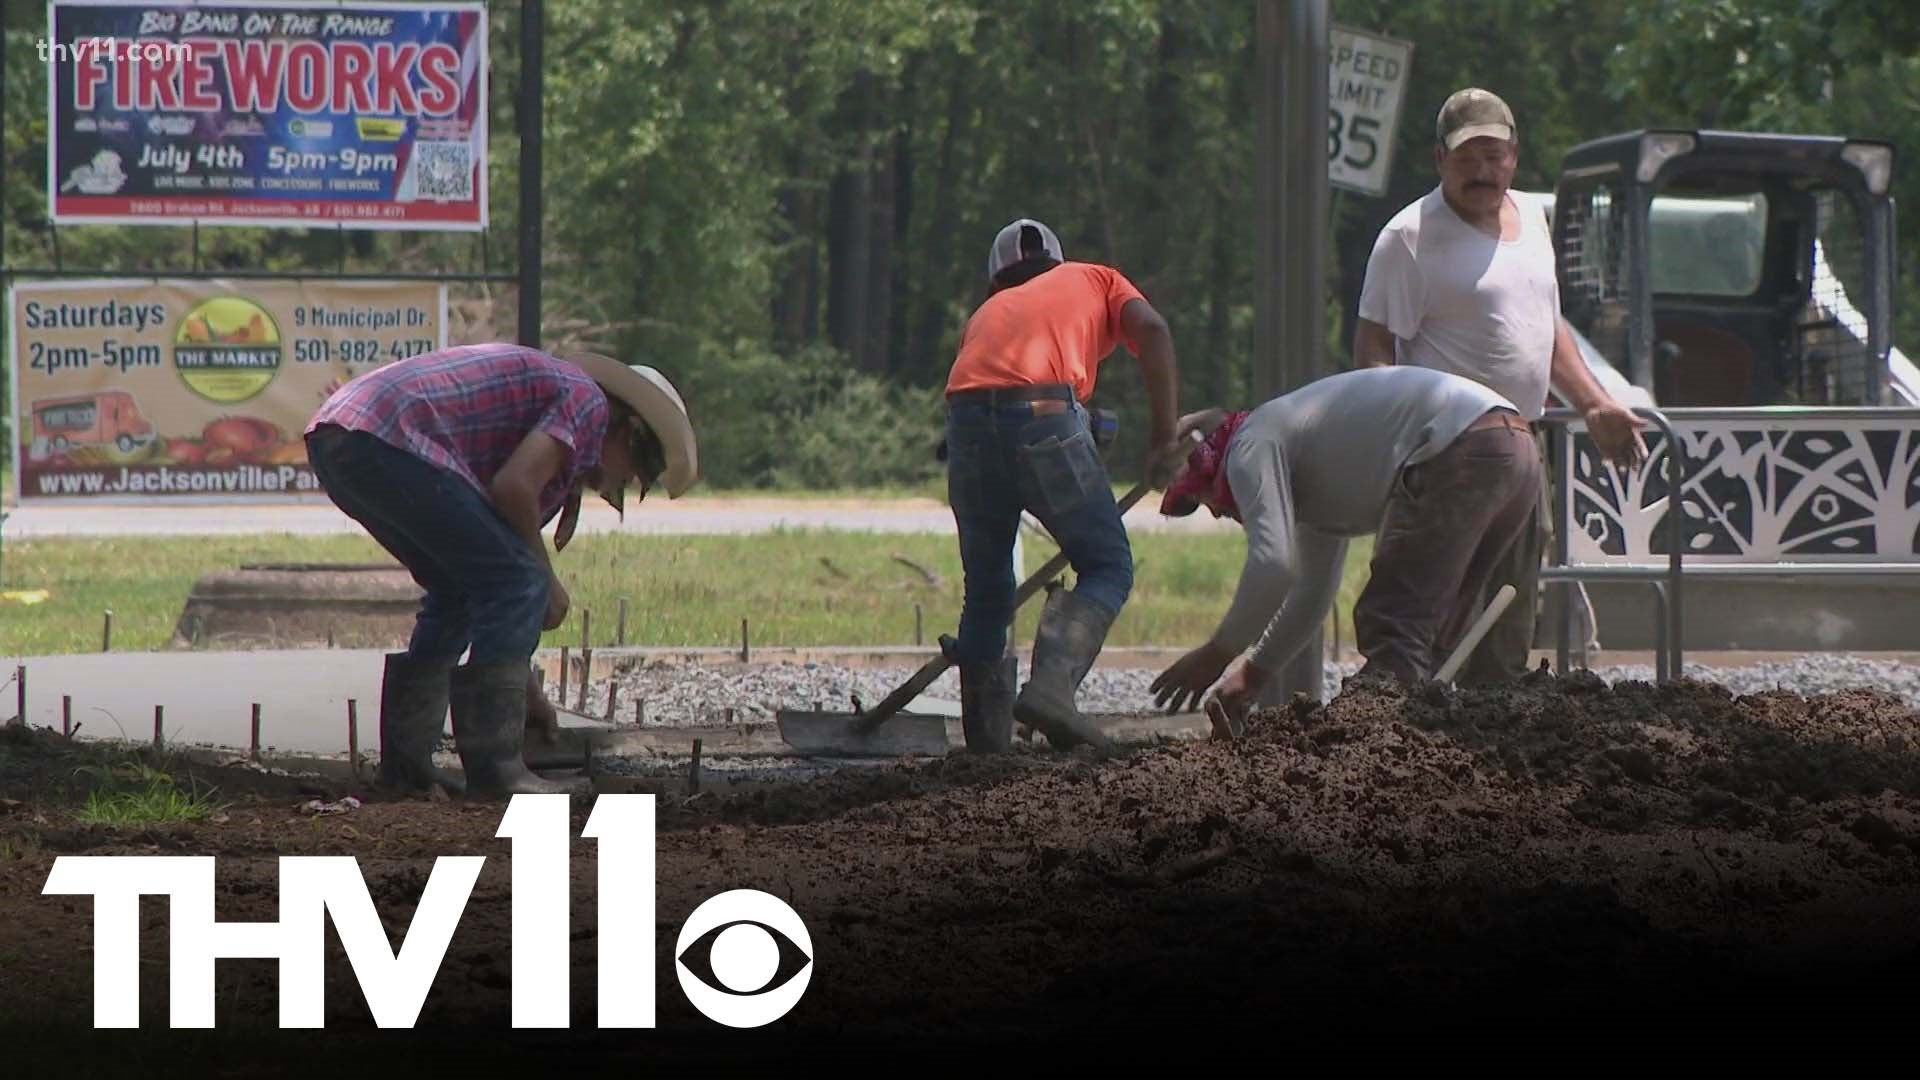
[[5, 649, 421, 755]]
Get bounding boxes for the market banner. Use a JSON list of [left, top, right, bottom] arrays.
[[47, 1, 488, 230], [9, 278, 445, 502]]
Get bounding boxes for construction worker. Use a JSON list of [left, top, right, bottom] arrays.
[[304, 344, 698, 799], [1353, 87, 1647, 684], [941, 218, 1182, 753], [1148, 365, 1540, 732]]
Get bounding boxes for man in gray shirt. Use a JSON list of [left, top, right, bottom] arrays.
[[1148, 366, 1540, 726]]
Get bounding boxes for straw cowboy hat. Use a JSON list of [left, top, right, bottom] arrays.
[[563, 352, 700, 500]]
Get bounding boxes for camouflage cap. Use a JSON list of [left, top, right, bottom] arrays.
[[1437, 87, 1516, 151]]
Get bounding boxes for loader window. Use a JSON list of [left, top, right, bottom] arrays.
[[1648, 193, 1767, 297]]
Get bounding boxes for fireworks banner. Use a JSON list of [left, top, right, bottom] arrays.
[[9, 277, 446, 502], [47, 1, 488, 229]]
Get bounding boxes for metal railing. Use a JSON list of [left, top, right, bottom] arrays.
[[1538, 404, 1920, 681], [1537, 407, 1684, 681]]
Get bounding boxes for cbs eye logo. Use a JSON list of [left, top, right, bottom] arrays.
[[674, 890, 814, 1027]]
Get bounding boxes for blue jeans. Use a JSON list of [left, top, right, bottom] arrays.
[[306, 426, 549, 664], [944, 399, 1133, 665]]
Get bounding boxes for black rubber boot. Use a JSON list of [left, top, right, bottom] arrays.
[[959, 656, 1018, 753], [449, 659, 587, 799], [1013, 589, 1116, 751], [375, 652, 466, 798]]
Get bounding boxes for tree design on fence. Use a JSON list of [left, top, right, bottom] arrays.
[[1566, 420, 1920, 564]]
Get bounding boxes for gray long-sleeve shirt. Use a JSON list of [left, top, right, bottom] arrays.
[[1210, 366, 1516, 669]]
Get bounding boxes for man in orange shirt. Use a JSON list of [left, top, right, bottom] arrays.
[[941, 218, 1181, 753]]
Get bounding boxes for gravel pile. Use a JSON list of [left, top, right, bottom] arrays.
[[556, 652, 1920, 728], [559, 659, 1259, 726], [1589, 654, 1920, 709]]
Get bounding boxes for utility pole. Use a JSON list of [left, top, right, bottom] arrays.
[[1254, 0, 1331, 705], [518, 0, 544, 347]]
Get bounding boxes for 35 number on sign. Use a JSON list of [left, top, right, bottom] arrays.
[[1328, 110, 1381, 172]]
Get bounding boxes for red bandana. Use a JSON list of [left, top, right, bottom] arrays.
[[1160, 411, 1250, 521]]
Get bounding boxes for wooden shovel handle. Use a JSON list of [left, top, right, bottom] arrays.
[[850, 476, 1160, 734]]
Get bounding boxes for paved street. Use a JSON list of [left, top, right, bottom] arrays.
[[0, 495, 1239, 538]]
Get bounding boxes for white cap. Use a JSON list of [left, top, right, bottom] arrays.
[[986, 218, 1064, 279]]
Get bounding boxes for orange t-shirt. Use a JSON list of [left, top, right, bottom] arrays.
[[945, 262, 1146, 401]]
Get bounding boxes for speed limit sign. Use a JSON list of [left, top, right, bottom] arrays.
[[1328, 25, 1414, 197]]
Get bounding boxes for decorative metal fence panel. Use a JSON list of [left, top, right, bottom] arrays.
[[1562, 408, 1920, 566]]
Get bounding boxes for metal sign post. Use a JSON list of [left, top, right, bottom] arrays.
[[1255, 0, 1331, 705]]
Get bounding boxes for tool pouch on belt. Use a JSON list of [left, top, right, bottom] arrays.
[[1088, 407, 1119, 449]]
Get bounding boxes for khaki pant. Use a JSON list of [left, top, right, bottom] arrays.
[[1352, 418, 1543, 683], [1454, 430, 1551, 686]]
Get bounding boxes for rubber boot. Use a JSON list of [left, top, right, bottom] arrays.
[[959, 656, 1018, 753], [455, 661, 560, 768], [375, 652, 466, 798], [449, 659, 587, 799], [1013, 589, 1116, 751]]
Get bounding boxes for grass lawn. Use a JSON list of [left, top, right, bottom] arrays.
[[0, 528, 1375, 659]]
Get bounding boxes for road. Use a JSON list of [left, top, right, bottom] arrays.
[[0, 495, 1239, 538]]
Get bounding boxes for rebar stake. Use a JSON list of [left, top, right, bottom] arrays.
[[689, 738, 703, 796], [153, 705, 164, 751], [250, 703, 261, 761], [347, 699, 360, 778], [62, 695, 72, 738], [579, 647, 593, 711], [101, 610, 113, 652]]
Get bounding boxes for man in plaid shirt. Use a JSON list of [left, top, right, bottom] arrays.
[[306, 343, 699, 799]]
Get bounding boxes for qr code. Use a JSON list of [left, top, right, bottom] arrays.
[[415, 141, 472, 200]]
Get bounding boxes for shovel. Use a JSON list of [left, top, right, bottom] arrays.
[[1434, 584, 1517, 684], [777, 482, 1149, 758], [778, 430, 1201, 758]]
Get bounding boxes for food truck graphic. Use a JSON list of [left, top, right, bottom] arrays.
[[28, 390, 156, 460]]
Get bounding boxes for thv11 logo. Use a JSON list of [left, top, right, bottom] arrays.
[[40, 793, 813, 1029]]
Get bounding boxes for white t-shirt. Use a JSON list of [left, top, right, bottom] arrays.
[[1357, 186, 1560, 419]]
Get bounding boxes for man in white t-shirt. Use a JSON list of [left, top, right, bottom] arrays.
[[1354, 87, 1646, 685]]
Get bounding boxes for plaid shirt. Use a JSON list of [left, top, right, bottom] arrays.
[[307, 344, 609, 523]]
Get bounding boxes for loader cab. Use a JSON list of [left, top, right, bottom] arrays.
[[1550, 129, 1897, 406]]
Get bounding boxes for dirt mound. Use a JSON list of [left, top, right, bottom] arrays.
[[5, 670, 1920, 1061], [1351, 671, 1920, 839], [697, 747, 1056, 827]]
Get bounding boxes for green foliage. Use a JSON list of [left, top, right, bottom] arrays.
[[5, 1, 1920, 488], [70, 759, 226, 826], [682, 339, 945, 489], [2, 528, 1376, 657]]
